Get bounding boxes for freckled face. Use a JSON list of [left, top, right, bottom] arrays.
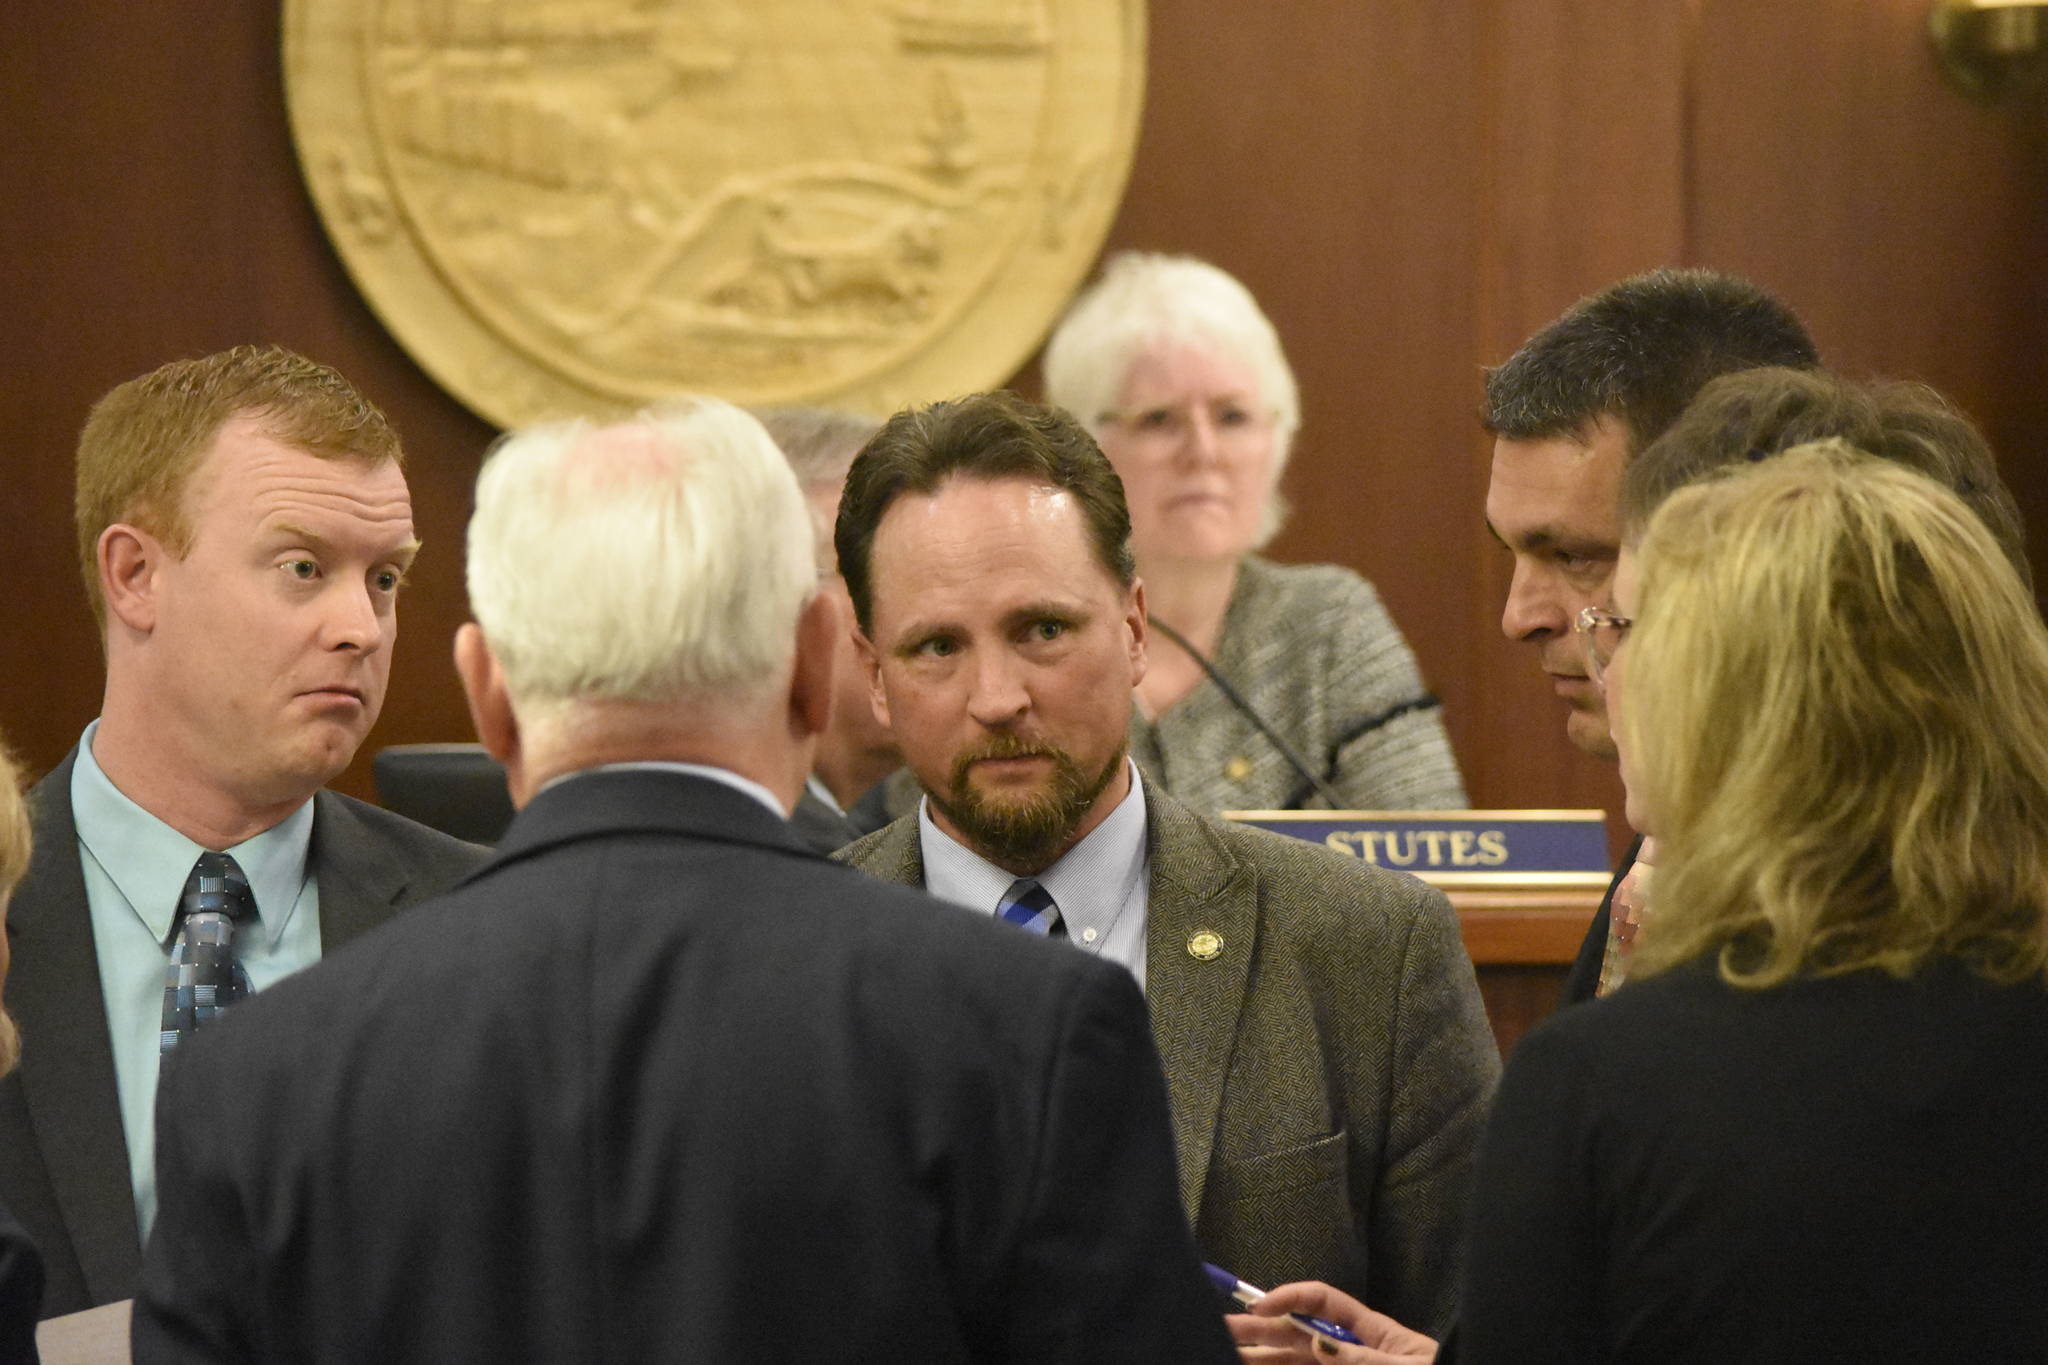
[[1485, 415, 1628, 760], [138, 415, 417, 810], [858, 476, 1146, 870]]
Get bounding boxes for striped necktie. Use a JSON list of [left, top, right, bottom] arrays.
[[997, 878, 1065, 939], [160, 851, 257, 1055]]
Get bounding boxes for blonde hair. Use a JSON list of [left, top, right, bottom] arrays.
[[1624, 441, 2048, 988], [76, 345, 402, 627], [0, 734, 31, 1077], [1043, 251, 1299, 546], [466, 397, 818, 716]]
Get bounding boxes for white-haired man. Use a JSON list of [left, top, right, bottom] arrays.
[[133, 401, 1235, 1365]]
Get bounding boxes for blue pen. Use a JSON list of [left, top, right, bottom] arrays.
[[1203, 1261, 1364, 1348]]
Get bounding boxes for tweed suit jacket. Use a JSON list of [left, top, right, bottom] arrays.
[[1129, 558, 1468, 814], [838, 778, 1501, 1335], [0, 748, 487, 1318]]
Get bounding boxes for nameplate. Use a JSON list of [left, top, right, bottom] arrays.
[[1220, 810, 1613, 889]]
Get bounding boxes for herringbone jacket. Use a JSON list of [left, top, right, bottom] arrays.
[[838, 778, 1500, 1336]]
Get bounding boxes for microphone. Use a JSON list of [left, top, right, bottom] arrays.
[[1145, 614, 1442, 812]]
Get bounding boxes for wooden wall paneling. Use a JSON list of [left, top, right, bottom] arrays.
[[1690, 0, 2048, 597], [1082, 4, 1497, 795], [3, 0, 2042, 832], [1, 6, 496, 795], [1461, 0, 1691, 835]]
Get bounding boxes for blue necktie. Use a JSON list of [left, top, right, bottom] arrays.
[[160, 851, 256, 1055], [997, 879, 1065, 939]]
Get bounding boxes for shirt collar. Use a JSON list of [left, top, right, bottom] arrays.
[[543, 760, 787, 821], [918, 759, 1149, 943], [805, 773, 845, 816], [70, 720, 314, 948]]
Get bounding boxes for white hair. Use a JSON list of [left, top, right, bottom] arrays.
[[466, 397, 818, 714], [1042, 251, 1301, 544]]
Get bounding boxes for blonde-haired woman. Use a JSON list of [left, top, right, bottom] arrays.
[[1447, 442, 2048, 1361], [0, 735, 43, 1353], [1043, 252, 1465, 813], [1235, 442, 2048, 1361]]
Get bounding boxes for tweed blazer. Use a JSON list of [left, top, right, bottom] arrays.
[[1131, 557, 1468, 815], [0, 748, 487, 1317], [838, 779, 1501, 1335]]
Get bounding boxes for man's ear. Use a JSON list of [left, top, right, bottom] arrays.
[[1125, 577, 1149, 688], [99, 524, 161, 635], [854, 621, 890, 730], [789, 591, 837, 742], [454, 623, 524, 801]]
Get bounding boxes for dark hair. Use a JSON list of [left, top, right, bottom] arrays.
[[834, 391, 1136, 633], [1483, 268, 1821, 453], [1622, 367, 2032, 590]]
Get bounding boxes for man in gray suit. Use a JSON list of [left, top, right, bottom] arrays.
[[0, 346, 484, 1316], [833, 391, 1500, 1339]]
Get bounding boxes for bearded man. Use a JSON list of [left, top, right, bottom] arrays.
[[834, 391, 1499, 1338]]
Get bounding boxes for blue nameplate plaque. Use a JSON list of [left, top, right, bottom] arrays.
[[1220, 810, 1612, 889]]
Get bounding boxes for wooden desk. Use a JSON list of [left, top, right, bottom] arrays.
[[1449, 887, 1602, 1057]]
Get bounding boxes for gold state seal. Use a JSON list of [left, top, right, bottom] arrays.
[[285, 0, 1145, 427]]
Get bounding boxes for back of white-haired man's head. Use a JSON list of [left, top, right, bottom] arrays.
[[455, 397, 833, 808]]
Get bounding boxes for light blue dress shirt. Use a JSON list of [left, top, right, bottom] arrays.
[[919, 759, 1152, 989], [70, 721, 323, 1244]]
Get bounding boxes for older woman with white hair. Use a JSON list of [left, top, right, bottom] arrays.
[[1044, 252, 1464, 813]]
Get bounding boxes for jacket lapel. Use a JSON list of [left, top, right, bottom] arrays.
[[1139, 782, 1258, 1228], [3, 751, 145, 1307], [308, 790, 414, 951], [837, 814, 926, 888]]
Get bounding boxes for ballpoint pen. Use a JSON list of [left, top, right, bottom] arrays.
[[1204, 1262, 1364, 1349]]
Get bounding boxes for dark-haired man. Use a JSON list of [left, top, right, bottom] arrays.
[[835, 391, 1499, 1340], [1482, 268, 1821, 1002], [0, 346, 485, 1316]]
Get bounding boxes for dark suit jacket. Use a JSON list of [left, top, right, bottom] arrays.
[[839, 779, 1501, 1336], [0, 748, 487, 1317], [0, 1199, 40, 1365], [132, 770, 1234, 1365], [789, 784, 859, 856]]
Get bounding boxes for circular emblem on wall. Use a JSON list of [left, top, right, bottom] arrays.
[[284, 0, 1145, 427]]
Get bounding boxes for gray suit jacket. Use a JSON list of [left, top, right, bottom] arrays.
[[0, 748, 488, 1317], [839, 779, 1501, 1335]]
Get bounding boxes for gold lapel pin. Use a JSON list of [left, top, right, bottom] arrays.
[[1223, 755, 1252, 782], [1186, 929, 1224, 961]]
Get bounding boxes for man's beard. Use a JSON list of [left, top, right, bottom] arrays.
[[0, 1010, 18, 1079], [927, 731, 1125, 874]]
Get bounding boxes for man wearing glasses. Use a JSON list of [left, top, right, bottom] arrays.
[[1481, 268, 1819, 1001]]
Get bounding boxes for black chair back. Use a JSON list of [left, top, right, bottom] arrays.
[[372, 743, 516, 846]]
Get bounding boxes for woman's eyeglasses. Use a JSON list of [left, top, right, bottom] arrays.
[[1573, 606, 1632, 687]]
